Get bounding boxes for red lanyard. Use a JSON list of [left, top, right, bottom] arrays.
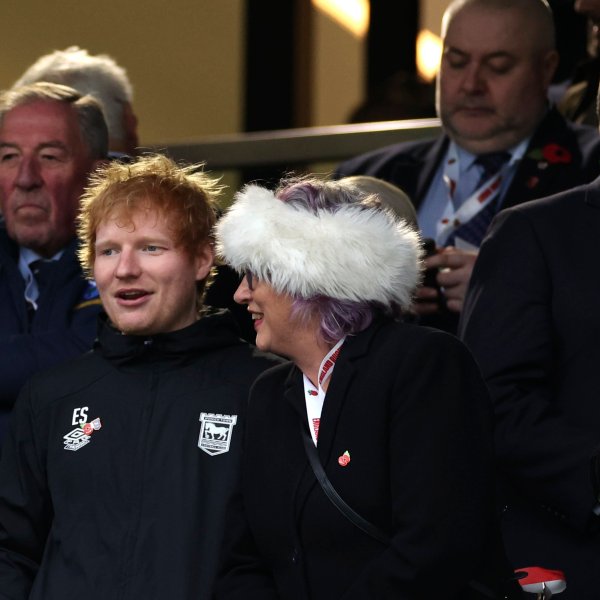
[[303, 338, 345, 445]]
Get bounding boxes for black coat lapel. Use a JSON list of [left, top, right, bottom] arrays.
[[388, 137, 449, 210], [291, 319, 384, 519], [315, 359, 356, 464]]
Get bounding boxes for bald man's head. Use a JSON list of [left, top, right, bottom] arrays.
[[437, 0, 559, 154], [443, 0, 555, 51]]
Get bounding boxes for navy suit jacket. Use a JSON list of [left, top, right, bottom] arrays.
[[459, 179, 600, 600], [336, 108, 600, 213], [336, 108, 600, 333], [0, 229, 102, 442]]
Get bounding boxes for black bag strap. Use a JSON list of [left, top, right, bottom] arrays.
[[299, 422, 503, 600], [300, 422, 390, 545]]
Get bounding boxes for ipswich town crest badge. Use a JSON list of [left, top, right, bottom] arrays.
[[198, 412, 237, 456]]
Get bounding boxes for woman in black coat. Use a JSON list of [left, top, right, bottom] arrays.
[[213, 177, 518, 600]]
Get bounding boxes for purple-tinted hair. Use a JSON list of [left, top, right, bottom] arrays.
[[274, 177, 402, 344], [276, 177, 359, 212]]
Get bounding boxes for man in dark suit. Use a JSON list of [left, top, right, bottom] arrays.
[[0, 82, 108, 444], [558, 0, 600, 127], [459, 155, 600, 596], [337, 0, 600, 331]]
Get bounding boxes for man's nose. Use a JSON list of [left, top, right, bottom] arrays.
[[461, 63, 486, 94], [115, 248, 142, 279], [15, 158, 43, 190]]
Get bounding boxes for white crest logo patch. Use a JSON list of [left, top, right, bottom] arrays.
[[198, 412, 237, 456]]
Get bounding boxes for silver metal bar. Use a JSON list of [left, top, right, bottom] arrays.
[[154, 118, 441, 169]]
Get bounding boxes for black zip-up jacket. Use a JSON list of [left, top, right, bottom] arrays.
[[0, 310, 282, 600]]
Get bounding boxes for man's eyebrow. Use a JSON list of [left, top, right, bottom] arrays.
[[37, 141, 69, 152], [95, 235, 173, 247], [444, 46, 468, 55], [482, 51, 515, 61], [443, 46, 469, 56], [444, 47, 514, 61], [134, 235, 173, 246], [0, 141, 70, 152]]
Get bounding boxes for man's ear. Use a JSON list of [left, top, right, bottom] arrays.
[[195, 242, 215, 281], [542, 50, 559, 89]]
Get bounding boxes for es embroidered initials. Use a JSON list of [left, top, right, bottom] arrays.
[[72, 406, 88, 425]]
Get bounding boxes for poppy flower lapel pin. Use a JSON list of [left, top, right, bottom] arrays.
[[527, 143, 572, 168], [524, 143, 572, 189]]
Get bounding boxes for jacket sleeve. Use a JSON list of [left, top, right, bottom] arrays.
[[459, 209, 599, 532], [339, 331, 504, 599], [0, 381, 52, 599], [213, 490, 279, 599], [0, 299, 101, 410]]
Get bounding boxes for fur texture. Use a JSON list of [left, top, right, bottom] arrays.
[[215, 184, 423, 310]]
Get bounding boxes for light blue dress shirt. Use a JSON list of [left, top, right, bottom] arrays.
[[417, 139, 529, 243], [19, 246, 64, 309]]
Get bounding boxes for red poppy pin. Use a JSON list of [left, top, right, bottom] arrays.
[[338, 450, 351, 467], [81, 417, 102, 436], [542, 143, 572, 164], [527, 143, 572, 165]]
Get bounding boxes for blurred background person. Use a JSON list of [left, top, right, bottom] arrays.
[[558, 0, 600, 126], [14, 46, 139, 157], [339, 174, 419, 230], [459, 83, 600, 600], [213, 177, 519, 600]]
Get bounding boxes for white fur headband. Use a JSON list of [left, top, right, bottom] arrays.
[[215, 184, 423, 310]]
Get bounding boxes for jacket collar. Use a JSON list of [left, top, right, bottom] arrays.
[[0, 228, 81, 272], [397, 106, 578, 211], [0, 227, 18, 263], [283, 315, 387, 462], [388, 137, 448, 209], [501, 106, 584, 208], [287, 316, 391, 521], [95, 308, 245, 365]]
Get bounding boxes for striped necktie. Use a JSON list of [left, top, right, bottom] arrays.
[[447, 151, 510, 247], [30, 259, 57, 296]]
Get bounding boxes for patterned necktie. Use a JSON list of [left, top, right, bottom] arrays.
[[30, 259, 57, 296], [475, 151, 511, 187], [447, 151, 511, 247]]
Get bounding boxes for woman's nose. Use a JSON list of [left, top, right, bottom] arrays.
[[234, 275, 252, 305]]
